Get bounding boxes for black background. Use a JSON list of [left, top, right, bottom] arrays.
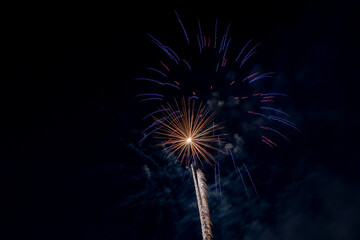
[[4, 1, 360, 239]]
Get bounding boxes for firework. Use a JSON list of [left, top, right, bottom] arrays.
[[137, 12, 299, 149], [136, 10, 299, 239], [153, 98, 225, 168]]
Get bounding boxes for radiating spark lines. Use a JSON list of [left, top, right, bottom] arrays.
[[153, 98, 226, 167]]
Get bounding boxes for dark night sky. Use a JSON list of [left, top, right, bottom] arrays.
[[3, 1, 360, 239]]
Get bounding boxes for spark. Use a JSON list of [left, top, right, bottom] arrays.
[[197, 34, 202, 53], [198, 19, 203, 49], [269, 128, 291, 142], [237, 167, 250, 198], [262, 135, 278, 147], [174, 10, 189, 44], [139, 97, 163, 102], [136, 93, 164, 98], [261, 93, 289, 97], [135, 77, 179, 89], [223, 38, 231, 58], [214, 19, 217, 48], [238, 42, 261, 68], [243, 163, 259, 199], [248, 72, 274, 84], [228, 148, 238, 172], [214, 164, 218, 194], [260, 107, 290, 117], [142, 108, 170, 120], [235, 39, 252, 62], [183, 59, 191, 70], [146, 33, 179, 64], [160, 61, 170, 71], [243, 72, 259, 81], [217, 163, 222, 200], [146, 67, 167, 77]]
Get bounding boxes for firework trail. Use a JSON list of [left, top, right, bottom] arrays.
[[135, 10, 299, 239]]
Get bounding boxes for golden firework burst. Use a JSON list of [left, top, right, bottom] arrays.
[[153, 98, 226, 167]]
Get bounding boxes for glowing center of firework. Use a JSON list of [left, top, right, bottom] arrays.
[[187, 138, 192, 143]]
